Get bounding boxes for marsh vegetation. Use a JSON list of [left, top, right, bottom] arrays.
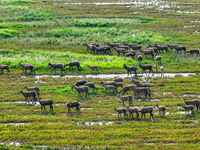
[[0, 0, 200, 149]]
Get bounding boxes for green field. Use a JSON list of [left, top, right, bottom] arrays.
[[0, 0, 200, 149]]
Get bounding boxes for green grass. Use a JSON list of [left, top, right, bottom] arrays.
[[0, 0, 200, 149], [0, 73, 200, 149]]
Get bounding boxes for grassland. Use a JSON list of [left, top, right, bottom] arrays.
[[0, 0, 200, 149]]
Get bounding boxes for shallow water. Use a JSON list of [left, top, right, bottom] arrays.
[[181, 94, 200, 98], [21, 72, 196, 80], [77, 121, 114, 126], [0, 142, 21, 146], [80, 107, 93, 110], [0, 122, 27, 126]]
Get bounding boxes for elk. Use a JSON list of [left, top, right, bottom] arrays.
[[83, 43, 95, 52], [87, 65, 99, 73], [123, 64, 137, 76], [126, 106, 139, 120], [102, 84, 116, 95], [154, 44, 169, 53], [38, 97, 54, 111], [48, 62, 65, 74], [113, 47, 126, 56], [116, 82, 124, 89], [117, 94, 133, 106], [0, 64, 11, 74], [129, 45, 142, 51], [160, 65, 165, 77], [113, 78, 123, 82], [153, 63, 158, 73], [124, 52, 135, 59], [66, 101, 80, 113], [72, 85, 89, 97], [131, 79, 150, 88], [184, 49, 199, 58], [18, 89, 37, 104], [74, 80, 87, 87], [136, 54, 143, 61], [139, 106, 154, 120], [130, 86, 151, 100], [155, 104, 166, 115], [91, 46, 106, 55], [118, 85, 136, 95], [181, 105, 194, 115], [166, 44, 179, 50], [174, 46, 187, 53], [100, 81, 117, 87], [18, 62, 35, 74], [114, 108, 128, 120], [64, 61, 82, 71], [139, 62, 154, 76], [139, 49, 154, 58], [153, 56, 162, 64], [84, 82, 97, 91], [23, 85, 40, 95], [106, 43, 121, 50], [184, 98, 200, 112]]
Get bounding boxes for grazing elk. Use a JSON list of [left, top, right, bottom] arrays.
[[155, 104, 166, 115], [118, 85, 136, 95], [181, 105, 194, 115], [184, 49, 199, 58], [64, 61, 82, 71], [139, 106, 154, 120], [102, 84, 117, 95], [124, 52, 135, 59], [139, 49, 154, 58], [100, 81, 117, 87], [87, 65, 99, 73], [0, 64, 11, 74], [117, 94, 133, 106], [66, 101, 80, 113], [48, 62, 65, 74], [174, 46, 187, 53], [154, 44, 169, 53], [38, 97, 54, 111], [72, 85, 89, 97], [83, 43, 95, 52], [113, 47, 126, 56], [126, 106, 139, 120], [113, 78, 123, 83], [130, 86, 151, 100], [131, 79, 150, 87], [184, 98, 200, 112], [18, 62, 35, 74], [74, 80, 87, 87], [153, 56, 162, 64], [84, 82, 97, 91], [106, 43, 121, 50], [91, 46, 106, 55]]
